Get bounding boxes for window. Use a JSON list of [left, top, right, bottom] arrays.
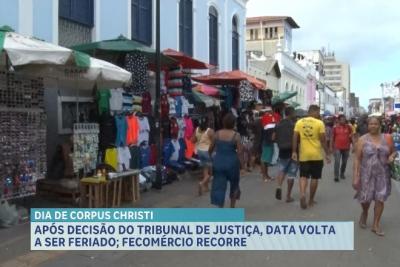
[[254, 29, 259, 40], [264, 28, 268, 39], [179, 0, 193, 56], [59, 0, 94, 27], [285, 82, 289, 91], [250, 29, 254, 40], [232, 16, 239, 70], [269, 27, 273, 39], [274, 27, 278, 38], [131, 0, 152, 46], [209, 6, 218, 66]]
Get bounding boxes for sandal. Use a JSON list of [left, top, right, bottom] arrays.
[[300, 196, 307, 209], [371, 228, 385, 237], [286, 197, 294, 203], [359, 213, 367, 229]]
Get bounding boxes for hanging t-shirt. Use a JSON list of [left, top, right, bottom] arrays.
[[184, 116, 194, 139], [181, 96, 190, 116], [115, 115, 128, 146], [97, 89, 111, 115], [175, 97, 183, 118], [185, 137, 195, 159], [99, 113, 117, 151], [170, 139, 180, 162], [170, 117, 179, 139], [126, 115, 140, 146], [122, 92, 133, 112], [239, 80, 255, 102], [104, 148, 118, 171], [124, 52, 148, 95], [129, 146, 141, 170], [142, 92, 152, 114], [110, 88, 124, 111], [176, 118, 186, 139], [117, 146, 131, 172], [138, 116, 150, 145], [168, 97, 177, 116]]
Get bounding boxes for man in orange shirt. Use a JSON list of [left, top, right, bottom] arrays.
[[331, 115, 353, 182]]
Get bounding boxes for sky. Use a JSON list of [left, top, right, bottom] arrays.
[[246, 0, 400, 109]]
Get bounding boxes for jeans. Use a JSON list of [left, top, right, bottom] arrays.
[[334, 149, 350, 178]]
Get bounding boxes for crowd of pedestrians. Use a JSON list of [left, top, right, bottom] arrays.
[[191, 103, 394, 236]]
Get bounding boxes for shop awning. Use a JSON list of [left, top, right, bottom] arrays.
[[71, 35, 178, 68], [192, 89, 220, 107], [0, 26, 131, 88], [285, 100, 300, 108], [272, 91, 297, 105], [192, 70, 266, 90], [163, 49, 212, 69], [193, 84, 226, 96]]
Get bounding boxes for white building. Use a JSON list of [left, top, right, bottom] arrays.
[[316, 83, 337, 115], [0, 0, 248, 71]]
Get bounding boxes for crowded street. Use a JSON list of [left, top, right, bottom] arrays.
[[1, 157, 400, 267]]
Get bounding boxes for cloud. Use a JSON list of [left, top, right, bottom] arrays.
[[247, 0, 400, 108]]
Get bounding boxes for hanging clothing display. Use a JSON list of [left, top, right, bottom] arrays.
[[239, 80, 255, 102], [104, 148, 118, 171], [73, 123, 99, 174], [117, 146, 131, 172], [122, 92, 133, 112], [109, 88, 124, 111], [132, 95, 143, 112], [138, 116, 150, 145], [115, 115, 128, 146], [142, 92, 152, 114], [97, 89, 111, 115], [126, 114, 140, 146], [176, 118, 186, 139], [184, 116, 194, 139], [99, 113, 117, 151], [129, 146, 141, 170], [161, 94, 169, 118], [124, 52, 148, 95], [168, 97, 177, 116]]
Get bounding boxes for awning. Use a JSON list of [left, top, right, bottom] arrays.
[[272, 91, 298, 105], [0, 26, 131, 88], [193, 84, 225, 96], [191, 89, 220, 107], [163, 48, 211, 69], [285, 101, 300, 108], [71, 35, 177, 68], [192, 70, 266, 90]]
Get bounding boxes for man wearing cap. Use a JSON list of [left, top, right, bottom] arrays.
[[261, 106, 277, 181]]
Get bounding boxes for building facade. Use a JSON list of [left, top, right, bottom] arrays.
[[0, 0, 248, 71]]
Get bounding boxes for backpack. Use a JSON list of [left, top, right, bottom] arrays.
[[275, 119, 294, 150]]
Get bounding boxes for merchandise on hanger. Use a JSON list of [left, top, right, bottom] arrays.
[[124, 52, 148, 95], [96, 89, 111, 115], [138, 115, 150, 145], [126, 114, 140, 146], [184, 115, 194, 139], [168, 97, 177, 116], [142, 92, 152, 114], [99, 113, 117, 151], [115, 114, 128, 146], [117, 146, 131, 172], [161, 94, 169, 118], [72, 123, 99, 174], [132, 95, 143, 112], [122, 92, 133, 112], [239, 80, 255, 102], [129, 146, 141, 170], [109, 88, 124, 111]]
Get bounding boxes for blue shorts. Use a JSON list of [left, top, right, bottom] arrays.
[[197, 150, 212, 167], [278, 158, 298, 179]]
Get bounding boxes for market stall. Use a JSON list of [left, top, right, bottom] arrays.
[[0, 26, 131, 203]]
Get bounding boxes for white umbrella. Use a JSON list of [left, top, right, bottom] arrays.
[[0, 26, 131, 88]]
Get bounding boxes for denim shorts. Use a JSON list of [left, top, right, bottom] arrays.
[[197, 150, 212, 167], [278, 158, 298, 179]]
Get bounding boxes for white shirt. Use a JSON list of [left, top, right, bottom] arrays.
[[170, 139, 180, 162], [117, 146, 131, 172], [181, 96, 191, 116], [138, 116, 150, 145], [168, 97, 176, 115], [177, 118, 186, 139], [109, 88, 124, 111]]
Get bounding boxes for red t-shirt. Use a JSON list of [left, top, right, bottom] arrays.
[[261, 114, 276, 127], [274, 112, 281, 123], [333, 124, 352, 150]]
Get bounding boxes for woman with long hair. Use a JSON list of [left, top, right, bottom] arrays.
[[192, 117, 214, 195], [353, 116, 396, 236]]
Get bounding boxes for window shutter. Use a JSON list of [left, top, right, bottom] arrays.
[[131, 0, 152, 46], [59, 0, 93, 27]]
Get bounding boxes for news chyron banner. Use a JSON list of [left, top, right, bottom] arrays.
[[31, 208, 353, 250]]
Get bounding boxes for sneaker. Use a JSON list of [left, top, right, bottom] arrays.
[[334, 178, 339, 182], [275, 188, 282, 200]]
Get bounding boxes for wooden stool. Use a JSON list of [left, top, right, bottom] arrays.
[[105, 177, 123, 208], [80, 177, 107, 208], [122, 174, 140, 204]]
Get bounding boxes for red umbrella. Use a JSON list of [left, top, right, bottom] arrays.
[[193, 84, 220, 96], [192, 70, 266, 90], [163, 48, 212, 69]]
